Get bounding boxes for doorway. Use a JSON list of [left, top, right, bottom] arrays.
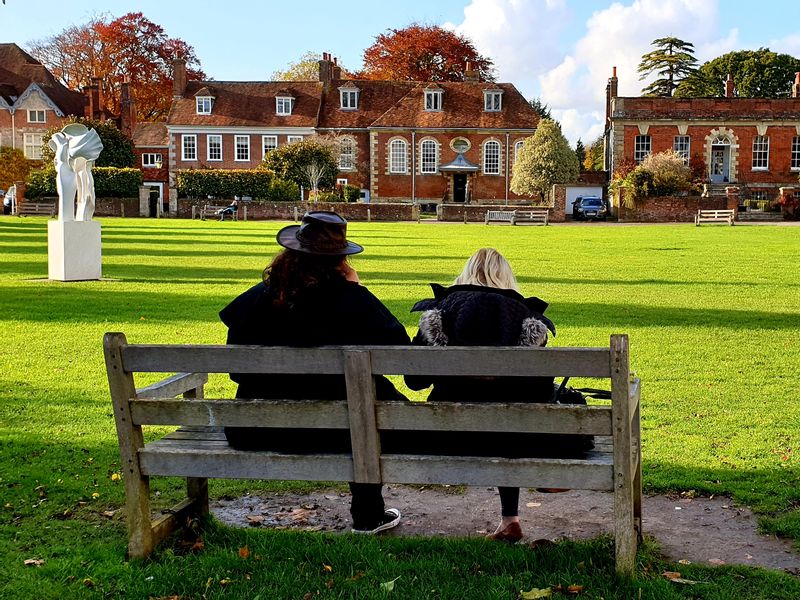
[[453, 174, 467, 202], [710, 144, 730, 183]]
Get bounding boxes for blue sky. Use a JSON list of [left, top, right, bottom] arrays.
[[4, 0, 799, 143]]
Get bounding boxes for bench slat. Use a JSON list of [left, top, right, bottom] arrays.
[[137, 372, 208, 399], [122, 345, 611, 377]]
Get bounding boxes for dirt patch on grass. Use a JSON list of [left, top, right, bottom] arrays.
[[212, 485, 799, 573]]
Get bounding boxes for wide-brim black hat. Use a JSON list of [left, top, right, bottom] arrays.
[[276, 211, 363, 255]]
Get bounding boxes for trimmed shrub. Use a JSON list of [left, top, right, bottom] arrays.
[[269, 179, 301, 202], [177, 169, 274, 199], [26, 167, 142, 198], [343, 184, 361, 202]]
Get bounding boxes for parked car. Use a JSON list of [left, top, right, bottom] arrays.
[[572, 196, 608, 221]]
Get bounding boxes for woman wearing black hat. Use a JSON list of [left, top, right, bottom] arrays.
[[219, 211, 409, 534], [405, 248, 592, 543]]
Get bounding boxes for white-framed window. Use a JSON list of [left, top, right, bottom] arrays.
[[484, 91, 502, 112], [27, 109, 46, 123], [752, 135, 769, 170], [634, 135, 651, 163], [142, 153, 163, 168], [262, 135, 277, 158], [23, 133, 44, 159], [791, 136, 800, 171], [287, 135, 303, 144], [207, 135, 222, 161], [235, 135, 250, 161], [483, 140, 500, 174], [182, 134, 197, 161], [420, 139, 438, 174], [338, 137, 355, 170], [451, 138, 470, 153], [424, 90, 443, 111], [389, 139, 407, 173], [514, 140, 525, 162], [276, 96, 293, 115], [673, 136, 690, 165], [336, 178, 348, 186], [340, 89, 358, 110], [196, 96, 213, 114]]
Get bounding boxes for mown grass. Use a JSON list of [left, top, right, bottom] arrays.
[[1, 216, 798, 598]]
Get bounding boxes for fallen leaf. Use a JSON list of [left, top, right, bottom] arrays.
[[219, 578, 231, 586], [325, 579, 334, 589], [347, 571, 365, 582], [82, 578, 94, 588], [708, 558, 726, 566], [303, 593, 313, 600], [246, 515, 265, 526], [519, 588, 551, 599], [238, 546, 250, 559], [663, 571, 700, 585], [101, 510, 116, 518], [678, 559, 691, 565], [111, 473, 120, 481], [322, 564, 332, 572], [91, 492, 100, 499], [567, 585, 584, 595], [380, 576, 400, 592], [23, 558, 45, 567], [662, 572, 682, 580], [525, 502, 542, 508], [190, 539, 204, 553]]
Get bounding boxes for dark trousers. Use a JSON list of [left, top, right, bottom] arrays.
[[349, 483, 386, 529], [499, 487, 519, 517]]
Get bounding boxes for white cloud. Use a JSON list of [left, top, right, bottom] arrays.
[[769, 33, 800, 57]]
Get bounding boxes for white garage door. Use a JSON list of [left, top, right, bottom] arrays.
[[566, 186, 603, 215]]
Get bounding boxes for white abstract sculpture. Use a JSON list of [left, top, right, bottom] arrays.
[[48, 123, 103, 221]]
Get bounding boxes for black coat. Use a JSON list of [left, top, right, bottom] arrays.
[[220, 278, 410, 451]]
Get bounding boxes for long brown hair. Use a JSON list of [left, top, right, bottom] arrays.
[[264, 249, 347, 308]]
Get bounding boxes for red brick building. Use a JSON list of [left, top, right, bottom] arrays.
[[605, 68, 800, 204], [164, 55, 540, 207]]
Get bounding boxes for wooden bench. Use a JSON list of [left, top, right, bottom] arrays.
[[513, 209, 549, 225], [485, 210, 517, 225], [103, 333, 642, 575], [198, 204, 238, 221], [17, 202, 56, 217], [695, 209, 734, 226]]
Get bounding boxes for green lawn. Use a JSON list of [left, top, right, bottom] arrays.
[[1, 216, 798, 599]]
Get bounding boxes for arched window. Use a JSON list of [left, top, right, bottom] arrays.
[[389, 139, 407, 173], [514, 140, 525, 162], [484, 140, 500, 174], [338, 137, 355, 170], [420, 139, 438, 173]]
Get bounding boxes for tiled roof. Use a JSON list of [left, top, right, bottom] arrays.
[[0, 44, 85, 116], [167, 80, 322, 128], [132, 122, 168, 147], [614, 96, 800, 120], [318, 80, 415, 129]]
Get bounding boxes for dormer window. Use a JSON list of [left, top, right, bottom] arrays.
[[196, 96, 213, 114], [276, 96, 294, 116], [424, 89, 443, 111], [339, 86, 359, 110], [484, 90, 503, 112]]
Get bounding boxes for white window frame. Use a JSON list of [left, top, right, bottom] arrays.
[[420, 139, 438, 174], [338, 137, 355, 170], [207, 134, 222, 161], [182, 134, 197, 161], [634, 135, 651, 163], [27, 109, 46, 123], [389, 139, 407, 173], [262, 135, 278, 158], [287, 135, 303, 144], [276, 96, 293, 116], [424, 90, 443, 111], [514, 140, 525, 162], [235, 135, 250, 162], [673, 136, 690, 165], [23, 133, 44, 159], [336, 178, 349, 186], [483, 140, 500, 175], [484, 91, 502, 112], [196, 96, 213, 115], [752, 135, 769, 170], [791, 136, 800, 171], [142, 153, 163, 168], [340, 89, 358, 110]]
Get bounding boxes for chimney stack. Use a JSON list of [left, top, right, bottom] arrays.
[[464, 60, 479, 82], [605, 66, 618, 126], [725, 73, 735, 98], [793, 72, 800, 98], [318, 52, 333, 88], [119, 76, 136, 138], [173, 57, 187, 98]]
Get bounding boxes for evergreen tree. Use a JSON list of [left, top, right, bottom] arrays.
[[638, 37, 698, 97], [575, 138, 586, 169], [510, 119, 578, 202], [528, 97, 551, 120]]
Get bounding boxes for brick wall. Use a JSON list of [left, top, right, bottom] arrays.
[[438, 203, 558, 222], [176, 200, 418, 221], [617, 195, 737, 223]]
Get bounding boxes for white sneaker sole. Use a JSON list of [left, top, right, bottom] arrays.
[[352, 508, 401, 535]]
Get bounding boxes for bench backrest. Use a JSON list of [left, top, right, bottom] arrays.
[[698, 209, 733, 216]]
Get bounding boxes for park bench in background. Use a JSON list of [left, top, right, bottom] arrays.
[[104, 333, 641, 575], [485, 210, 517, 225], [695, 209, 734, 226], [194, 204, 238, 221], [17, 202, 56, 217], [513, 209, 549, 226]]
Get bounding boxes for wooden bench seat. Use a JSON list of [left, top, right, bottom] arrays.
[[695, 209, 734, 225], [513, 209, 549, 225], [104, 334, 641, 575], [485, 210, 517, 224], [197, 204, 238, 221], [17, 202, 56, 217]]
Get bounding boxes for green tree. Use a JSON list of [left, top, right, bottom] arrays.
[[675, 48, 800, 97], [0, 147, 32, 191], [638, 37, 698, 97], [528, 97, 551, 120], [272, 51, 350, 81], [40, 117, 135, 167], [261, 138, 338, 195], [510, 118, 579, 201], [575, 138, 586, 169], [584, 135, 605, 171]]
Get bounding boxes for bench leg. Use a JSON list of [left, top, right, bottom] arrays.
[[187, 477, 209, 517]]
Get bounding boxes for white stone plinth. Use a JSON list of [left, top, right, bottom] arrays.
[[48, 220, 102, 281]]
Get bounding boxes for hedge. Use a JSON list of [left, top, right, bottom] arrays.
[[26, 167, 143, 198], [176, 169, 301, 201]]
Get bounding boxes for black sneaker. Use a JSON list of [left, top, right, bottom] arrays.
[[352, 508, 401, 535]]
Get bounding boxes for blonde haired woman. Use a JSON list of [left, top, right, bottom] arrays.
[[405, 248, 591, 542]]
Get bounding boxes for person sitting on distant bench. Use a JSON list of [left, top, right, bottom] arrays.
[[217, 199, 239, 221]]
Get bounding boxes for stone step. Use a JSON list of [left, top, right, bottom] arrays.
[[737, 212, 783, 222]]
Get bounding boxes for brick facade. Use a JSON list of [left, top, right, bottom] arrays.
[[617, 195, 738, 223]]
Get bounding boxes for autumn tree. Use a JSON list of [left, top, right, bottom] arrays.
[[511, 119, 579, 202], [675, 48, 800, 98], [360, 24, 494, 82], [27, 12, 204, 121], [0, 147, 32, 191], [272, 51, 351, 81], [638, 37, 698, 97], [584, 135, 605, 171]]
